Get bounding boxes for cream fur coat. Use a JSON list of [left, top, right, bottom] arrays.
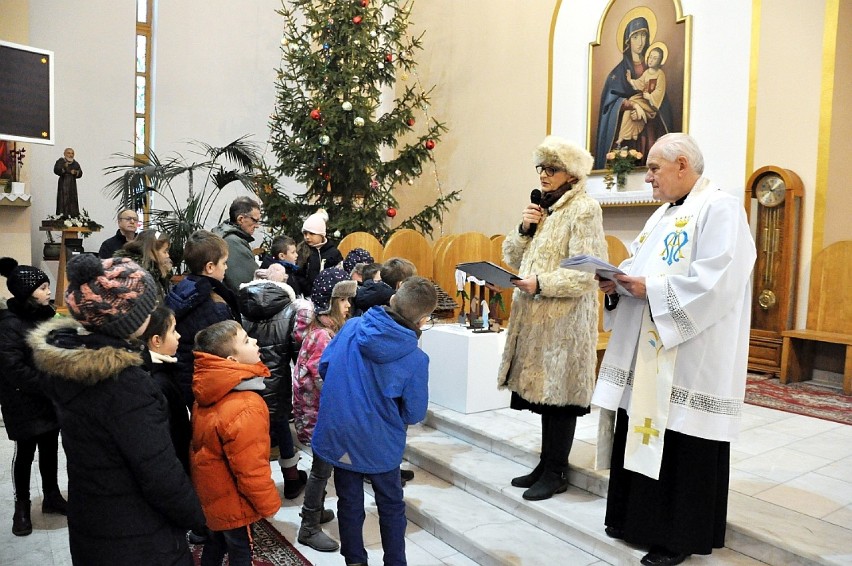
[[497, 183, 607, 407]]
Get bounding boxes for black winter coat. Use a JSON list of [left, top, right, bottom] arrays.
[[299, 240, 343, 297], [238, 280, 298, 421], [0, 299, 58, 441], [165, 274, 239, 409], [28, 318, 205, 566], [142, 350, 192, 476]]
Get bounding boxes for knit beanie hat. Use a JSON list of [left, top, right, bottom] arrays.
[[0, 257, 50, 300], [342, 248, 374, 274], [310, 268, 356, 314], [302, 209, 329, 236], [65, 254, 158, 338]]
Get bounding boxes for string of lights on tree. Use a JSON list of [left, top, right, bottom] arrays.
[[259, 0, 460, 241]]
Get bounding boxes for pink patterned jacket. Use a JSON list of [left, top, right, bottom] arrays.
[[292, 316, 335, 445]]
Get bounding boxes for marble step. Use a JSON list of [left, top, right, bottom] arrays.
[[411, 404, 850, 566], [403, 422, 764, 566]]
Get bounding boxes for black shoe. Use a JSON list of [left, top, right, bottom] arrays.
[[522, 470, 568, 501], [187, 528, 209, 545], [400, 469, 414, 482], [284, 470, 308, 500], [640, 548, 690, 566], [511, 461, 545, 489], [42, 490, 68, 515], [604, 525, 625, 540], [12, 500, 32, 537]]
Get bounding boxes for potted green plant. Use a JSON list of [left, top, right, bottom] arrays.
[[103, 136, 262, 272]]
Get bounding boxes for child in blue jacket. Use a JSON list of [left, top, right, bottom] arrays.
[[311, 276, 437, 566]]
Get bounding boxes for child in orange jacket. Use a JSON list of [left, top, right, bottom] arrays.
[[190, 320, 281, 565]]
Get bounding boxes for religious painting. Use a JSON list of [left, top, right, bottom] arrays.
[[587, 0, 691, 171]]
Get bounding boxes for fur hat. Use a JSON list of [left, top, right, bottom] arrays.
[[310, 268, 357, 315], [302, 209, 329, 236], [0, 257, 50, 300], [342, 248, 374, 274], [533, 136, 594, 181], [65, 254, 158, 338]]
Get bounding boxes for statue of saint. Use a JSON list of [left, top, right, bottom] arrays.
[[54, 147, 82, 217]]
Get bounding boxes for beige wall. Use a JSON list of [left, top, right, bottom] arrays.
[[823, 0, 852, 249], [403, 1, 557, 239], [0, 0, 34, 299]]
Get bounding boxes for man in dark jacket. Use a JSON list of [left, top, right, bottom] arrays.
[[213, 196, 262, 293], [98, 209, 138, 259]]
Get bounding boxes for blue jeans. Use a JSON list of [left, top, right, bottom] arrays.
[[334, 466, 407, 566], [201, 525, 252, 566]]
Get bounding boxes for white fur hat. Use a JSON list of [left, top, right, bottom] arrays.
[[302, 208, 329, 236], [533, 136, 594, 181]]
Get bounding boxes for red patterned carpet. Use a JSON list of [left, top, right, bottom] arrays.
[[191, 519, 311, 566], [745, 374, 852, 425]]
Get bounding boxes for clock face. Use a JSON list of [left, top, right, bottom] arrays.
[[756, 174, 786, 207]]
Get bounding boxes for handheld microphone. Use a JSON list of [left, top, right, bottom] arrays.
[[528, 189, 543, 234]]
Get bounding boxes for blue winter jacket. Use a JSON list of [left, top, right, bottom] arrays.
[[311, 306, 428, 474]]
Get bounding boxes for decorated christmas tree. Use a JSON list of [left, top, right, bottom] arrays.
[[263, 0, 460, 241]]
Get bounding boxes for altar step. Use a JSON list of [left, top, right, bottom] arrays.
[[397, 404, 849, 565]]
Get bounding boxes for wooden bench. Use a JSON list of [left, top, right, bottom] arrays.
[[780, 240, 852, 395]]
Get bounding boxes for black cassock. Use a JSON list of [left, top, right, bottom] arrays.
[[54, 158, 81, 217]]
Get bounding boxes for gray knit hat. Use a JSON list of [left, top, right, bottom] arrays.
[[65, 255, 158, 338]]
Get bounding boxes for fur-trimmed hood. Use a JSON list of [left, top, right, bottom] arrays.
[[28, 317, 144, 387]]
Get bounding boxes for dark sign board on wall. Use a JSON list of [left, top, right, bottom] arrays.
[[0, 40, 54, 144]]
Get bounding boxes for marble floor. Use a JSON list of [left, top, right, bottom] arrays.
[[1, 399, 851, 565]]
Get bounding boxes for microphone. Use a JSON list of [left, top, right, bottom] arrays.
[[528, 189, 542, 235]]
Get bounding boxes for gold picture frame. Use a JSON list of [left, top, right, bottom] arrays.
[[586, 0, 692, 172]]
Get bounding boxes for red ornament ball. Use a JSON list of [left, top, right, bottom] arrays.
[[310, 109, 321, 120], [406, 118, 415, 127], [386, 207, 397, 218], [385, 53, 393, 63], [352, 15, 363, 24], [424, 139, 436, 150], [360, 0, 368, 6]]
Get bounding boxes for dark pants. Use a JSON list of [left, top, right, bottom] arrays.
[[13, 428, 60, 501], [605, 408, 729, 555], [270, 418, 296, 460], [540, 412, 578, 474], [335, 466, 407, 566], [201, 525, 252, 566]]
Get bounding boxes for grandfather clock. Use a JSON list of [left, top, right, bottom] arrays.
[[744, 166, 804, 375]]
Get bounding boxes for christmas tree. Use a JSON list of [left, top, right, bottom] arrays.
[[263, 0, 460, 241]]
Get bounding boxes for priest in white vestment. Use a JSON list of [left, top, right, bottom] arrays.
[[592, 133, 756, 566]]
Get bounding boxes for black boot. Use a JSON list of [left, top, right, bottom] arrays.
[[13, 500, 32, 536], [42, 490, 68, 515], [522, 470, 568, 501], [511, 460, 546, 488]]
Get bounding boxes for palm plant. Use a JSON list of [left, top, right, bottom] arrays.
[[103, 136, 262, 271]]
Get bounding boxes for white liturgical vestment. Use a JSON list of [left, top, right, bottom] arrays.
[[592, 178, 756, 478]]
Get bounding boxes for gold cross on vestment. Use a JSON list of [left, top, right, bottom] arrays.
[[634, 418, 659, 445]]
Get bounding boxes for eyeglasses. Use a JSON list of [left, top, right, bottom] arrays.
[[243, 215, 262, 225], [421, 314, 435, 331], [535, 165, 563, 177], [119, 216, 139, 222]]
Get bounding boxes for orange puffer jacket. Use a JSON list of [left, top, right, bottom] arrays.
[[190, 352, 280, 531]]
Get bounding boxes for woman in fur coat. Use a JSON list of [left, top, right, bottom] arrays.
[[29, 255, 205, 566], [497, 136, 607, 501]]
